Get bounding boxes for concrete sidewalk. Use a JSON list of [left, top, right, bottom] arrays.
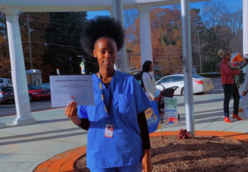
[[0, 108, 88, 172], [0, 94, 247, 172]]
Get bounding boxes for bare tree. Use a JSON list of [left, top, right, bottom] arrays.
[[228, 9, 243, 53], [202, 1, 229, 71], [123, 9, 138, 44], [228, 9, 243, 34], [202, 2, 228, 31]]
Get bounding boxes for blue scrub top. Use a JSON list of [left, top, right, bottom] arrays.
[[78, 71, 151, 169]]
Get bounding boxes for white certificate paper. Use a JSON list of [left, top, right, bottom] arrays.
[[50, 75, 95, 107]]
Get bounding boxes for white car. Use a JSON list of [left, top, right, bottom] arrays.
[[156, 74, 214, 95], [0, 78, 13, 87]]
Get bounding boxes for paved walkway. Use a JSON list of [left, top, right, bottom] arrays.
[[0, 93, 247, 172]]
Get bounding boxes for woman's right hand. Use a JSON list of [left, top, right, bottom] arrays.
[[65, 101, 81, 125]]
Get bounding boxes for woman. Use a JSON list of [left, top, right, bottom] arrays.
[[64, 16, 153, 172], [231, 53, 247, 112], [219, 49, 243, 123], [141, 61, 156, 101]]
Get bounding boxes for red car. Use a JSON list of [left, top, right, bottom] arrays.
[[28, 85, 51, 101]]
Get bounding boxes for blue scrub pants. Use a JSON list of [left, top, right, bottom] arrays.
[[90, 163, 142, 172]]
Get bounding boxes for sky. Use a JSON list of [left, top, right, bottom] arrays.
[[87, 0, 242, 19]]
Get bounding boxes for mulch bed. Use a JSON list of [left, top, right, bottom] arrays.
[[74, 135, 248, 172]]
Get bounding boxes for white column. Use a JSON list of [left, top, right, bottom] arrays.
[[112, 0, 128, 73], [108, 8, 118, 71], [137, 6, 153, 75], [244, 0, 248, 56], [180, 0, 195, 137], [3, 9, 36, 126]]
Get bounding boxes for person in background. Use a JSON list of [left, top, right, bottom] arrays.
[[231, 53, 247, 112], [141, 61, 156, 101], [64, 16, 153, 172], [219, 49, 243, 123]]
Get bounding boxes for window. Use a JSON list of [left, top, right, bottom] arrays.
[[1, 88, 7, 91], [0, 79, 3, 83], [7, 87, 13, 91], [8, 80, 12, 84], [158, 77, 172, 84], [171, 76, 184, 82], [28, 85, 40, 90]]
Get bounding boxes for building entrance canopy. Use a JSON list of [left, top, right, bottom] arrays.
[[1, 0, 247, 138], [1, 0, 208, 12]]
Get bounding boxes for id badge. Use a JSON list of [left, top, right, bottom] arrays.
[[104, 124, 114, 138]]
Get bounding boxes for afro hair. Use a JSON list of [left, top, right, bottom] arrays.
[[80, 16, 125, 56]]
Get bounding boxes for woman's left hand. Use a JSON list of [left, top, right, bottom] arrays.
[[142, 149, 153, 172]]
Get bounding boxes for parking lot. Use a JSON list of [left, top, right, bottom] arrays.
[[0, 77, 223, 117]]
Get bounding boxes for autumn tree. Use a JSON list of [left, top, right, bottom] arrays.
[[125, 3, 243, 74], [0, 12, 11, 78], [0, 12, 9, 60], [0, 12, 91, 81], [0, 34, 10, 78], [0, 12, 51, 79], [125, 7, 193, 74]]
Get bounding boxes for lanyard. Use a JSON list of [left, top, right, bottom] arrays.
[[97, 71, 115, 117]]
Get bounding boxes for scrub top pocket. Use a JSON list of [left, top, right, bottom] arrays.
[[116, 94, 136, 115]]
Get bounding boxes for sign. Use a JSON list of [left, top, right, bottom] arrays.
[[80, 62, 85, 74], [145, 101, 161, 133], [50, 75, 95, 107], [164, 97, 178, 125]]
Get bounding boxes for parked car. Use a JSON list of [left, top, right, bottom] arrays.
[[155, 74, 214, 95], [0, 78, 13, 87], [0, 86, 14, 104], [28, 85, 51, 101], [40, 83, 50, 91]]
